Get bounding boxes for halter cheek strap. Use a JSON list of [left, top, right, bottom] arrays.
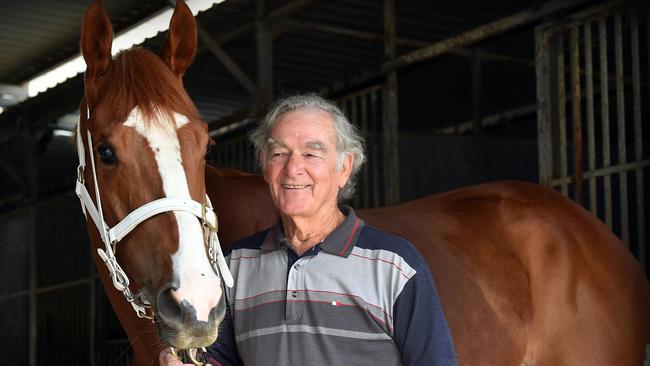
[[75, 107, 233, 319]]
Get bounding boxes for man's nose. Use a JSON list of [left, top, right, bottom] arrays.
[[284, 153, 304, 176]]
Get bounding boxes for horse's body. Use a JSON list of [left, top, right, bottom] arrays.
[[206, 166, 649, 366], [77, 1, 649, 365]]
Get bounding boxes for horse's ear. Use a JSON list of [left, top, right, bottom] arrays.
[[159, 0, 197, 78], [81, 0, 113, 107]]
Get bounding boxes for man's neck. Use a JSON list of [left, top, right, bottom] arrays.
[[281, 208, 345, 256]]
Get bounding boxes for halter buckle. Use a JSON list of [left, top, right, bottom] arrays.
[[202, 203, 218, 232], [77, 165, 85, 184]]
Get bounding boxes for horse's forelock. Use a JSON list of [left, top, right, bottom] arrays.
[[99, 48, 199, 128]]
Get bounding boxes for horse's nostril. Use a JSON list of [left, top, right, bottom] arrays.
[[157, 287, 182, 323]]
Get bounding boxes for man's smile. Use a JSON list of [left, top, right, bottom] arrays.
[[282, 184, 311, 189]]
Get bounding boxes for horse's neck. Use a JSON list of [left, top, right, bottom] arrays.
[[205, 165, 278, 249]]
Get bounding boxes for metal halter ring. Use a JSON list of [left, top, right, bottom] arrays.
[[202, 203, 218, 232], [170, 347, 208, 366]]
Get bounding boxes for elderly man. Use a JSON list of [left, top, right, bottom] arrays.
[[161, 94, 457, 365]]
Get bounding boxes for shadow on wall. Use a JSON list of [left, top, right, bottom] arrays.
[[399, 132, 538, 201]]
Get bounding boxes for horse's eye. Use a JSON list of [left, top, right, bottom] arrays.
[[97, 143, 117, 165]]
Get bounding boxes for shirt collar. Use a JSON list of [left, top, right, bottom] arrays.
[[261, 206, 364, 258]]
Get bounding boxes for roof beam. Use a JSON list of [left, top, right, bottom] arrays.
[[196, 22, 258, 97], [201, 0, 317, 46], [280, 18, 535, 67], [321, 0, 595, 95]]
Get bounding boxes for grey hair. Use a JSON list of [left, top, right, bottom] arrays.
[[250, 93, 366, 201]]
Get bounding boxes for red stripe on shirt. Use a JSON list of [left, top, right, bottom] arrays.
[[339, 218, 360, 256]]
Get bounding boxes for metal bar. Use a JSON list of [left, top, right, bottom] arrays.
[[550, 159, 650, 185], [558, 34, 569, 196], [630, 12, 645, 268], [0, 154, 24, 188], [360, 94, 370, 208], [196, 22, 258, 97], [350, 97, 360, 208], [28, 206, 36, 366], [89, 260, 96, 365], [382, 0, 399, 205], [614, 14, 629, 245], [25, 118, 37, 366], [637, 5, 650, 268], [230, 141, 237, 168], [571, 25, 583, 204], [371, 88, 381, 207], [584, 22, 597, 214], [256, 0, 273, 108], [599, 17, 613, 229], [536, 26, 552, 187], [437, 102, 537, 135], [472, 50, 482, 135], [237, 138, 243, 170]]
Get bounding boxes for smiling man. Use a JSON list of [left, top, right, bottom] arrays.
[[161, 94, 457, 366]]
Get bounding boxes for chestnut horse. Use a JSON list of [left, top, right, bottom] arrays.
[[77, 1, 650, 365]]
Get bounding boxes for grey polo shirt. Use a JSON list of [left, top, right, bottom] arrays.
[[208, 206, 457, 366]]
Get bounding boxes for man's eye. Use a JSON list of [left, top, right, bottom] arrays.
[[97, 143, 118, 165]]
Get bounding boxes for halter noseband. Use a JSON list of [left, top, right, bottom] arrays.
[[75, 106, 233, 319]]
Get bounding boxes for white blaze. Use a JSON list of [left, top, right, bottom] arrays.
[[124, 107, 221, 322]]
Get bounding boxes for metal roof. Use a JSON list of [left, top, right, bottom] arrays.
[[0, 0, 169, 84]]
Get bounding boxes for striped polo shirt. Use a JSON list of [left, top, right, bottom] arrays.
[[208, 207, 457, 366]]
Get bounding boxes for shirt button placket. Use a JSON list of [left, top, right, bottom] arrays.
[[286, 259, 304, 322]]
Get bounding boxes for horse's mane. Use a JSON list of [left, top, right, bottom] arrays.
[[98, 47, 200, 127]]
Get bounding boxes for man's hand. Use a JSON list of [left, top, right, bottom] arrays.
[[159, 349, 212, 366]]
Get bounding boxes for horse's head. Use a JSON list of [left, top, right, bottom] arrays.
[[78, 0, 226, 350]]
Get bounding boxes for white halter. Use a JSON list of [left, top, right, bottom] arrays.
[[75, 106, 233, 319]]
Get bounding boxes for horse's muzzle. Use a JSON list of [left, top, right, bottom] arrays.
[[155, 281, 227, 349]]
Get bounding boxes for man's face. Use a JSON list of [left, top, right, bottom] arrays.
[[263, 110, 352, 219]]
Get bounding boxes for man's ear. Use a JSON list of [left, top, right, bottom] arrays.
[[81, 0, 113, 108], [159, 0, 197, 78], [338, 153, 354, 188]]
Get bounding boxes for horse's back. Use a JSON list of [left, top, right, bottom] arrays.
[[359, 181, 650, 365]]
